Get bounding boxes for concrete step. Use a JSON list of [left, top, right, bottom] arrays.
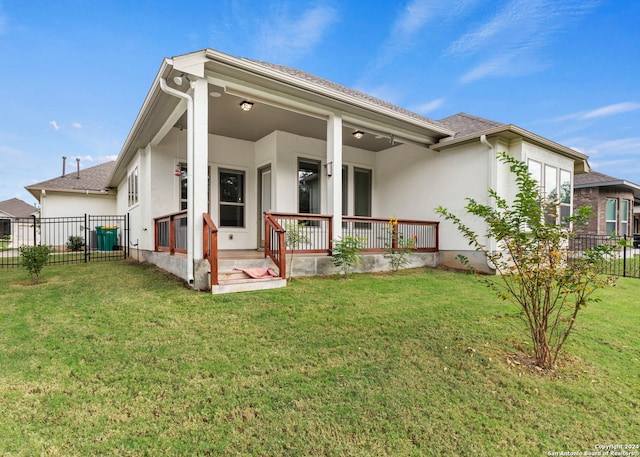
[[212, 275, 287, 294]]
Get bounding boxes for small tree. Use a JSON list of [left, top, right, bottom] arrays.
[[332, 236, 366, 276], [19, 244, 52, 284], [436, 152, 617, 369], [382, 217, 416, 272], [284, 221, 310, 282]]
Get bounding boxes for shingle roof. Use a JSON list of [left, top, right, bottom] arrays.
[[574, 170, 621, 186], [0, 198, 37, 217], [575, 171, 640, 200], [437, 112, 505, 137], [26, 161, 115, 193], [246, 58, 445, 128]]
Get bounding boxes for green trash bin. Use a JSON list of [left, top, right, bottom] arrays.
[[96, 226, 118, 251]]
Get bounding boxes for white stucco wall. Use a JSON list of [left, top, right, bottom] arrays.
[[41, 192, 116, 218]]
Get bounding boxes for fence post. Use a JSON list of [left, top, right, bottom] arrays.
[[623, 234, 627, 278], [32, 214, 37, 247], [84, 214, 88, 263]]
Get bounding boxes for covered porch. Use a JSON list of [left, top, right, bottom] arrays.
[[154, 211, 439, 292]]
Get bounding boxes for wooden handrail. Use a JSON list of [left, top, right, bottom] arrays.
[[203, 213, 219, 288], [264, 213, 286, 280]]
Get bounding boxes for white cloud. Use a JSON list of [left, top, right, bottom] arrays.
[[411, 98, 444, 115], [581, 102, 640, 120], [72, 122, 82, 129], [74, 154, 118, 163], [49, 121, 60, 131], [448, 0, 598, 84], [551, 102, 640, 123], [258, 5, 338, 62]]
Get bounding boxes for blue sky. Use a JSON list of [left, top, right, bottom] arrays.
[[1, 0, 639, 204]]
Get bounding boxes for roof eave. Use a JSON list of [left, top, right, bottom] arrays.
[[108, 57, 177, 186], [431, 124, 590, 173], [203, 49, 455, 138]]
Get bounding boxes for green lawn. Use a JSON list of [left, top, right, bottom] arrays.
[[1, 261, 638, 456]]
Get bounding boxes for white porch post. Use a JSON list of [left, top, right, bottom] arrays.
[[191, 77, 209, 275], [327, 114, 343, 240]]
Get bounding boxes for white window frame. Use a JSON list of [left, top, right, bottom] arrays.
[[128, 166, 138, 207], [621, 199, 630, 236], [526, 159, 572, 225], [219, 168, 245, 228], [606, 198, 618, 236]]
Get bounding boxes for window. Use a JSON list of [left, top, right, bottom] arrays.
[[621, 199, 630, 236], [1, 219, 10, 237], [559, 170, 572, 225], [342, 165, 348, 216], [298, 159, 320, 214], [178, 162, 188, 210], [606, 198, 617, 236], [177, 163, 211, 211], [527, 159, 572, 225], [219, 169, 245, 227], [354, 167, 372, 217], [128, 167, 138, 207], [528, 160, 542, 187]]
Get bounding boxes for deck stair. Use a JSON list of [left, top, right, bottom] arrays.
[[211, 257, 287, 294]]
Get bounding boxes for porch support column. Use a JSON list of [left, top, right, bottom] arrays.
[[327, 114, 343, 241], [191, 77, 209, 278]]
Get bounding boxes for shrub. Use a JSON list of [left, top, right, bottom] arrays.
[[66, 235, 85, 252], [332, 236, 366, 276], [19, 244, 52, 283], [382, 217, 415, 272], [284, 222, 310, 282], [436, 152, 617, 369]]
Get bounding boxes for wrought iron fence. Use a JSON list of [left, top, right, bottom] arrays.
[[0, 214, 129, 268], [571, 234, 640, 279]]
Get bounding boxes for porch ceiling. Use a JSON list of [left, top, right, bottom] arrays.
[[173, 83, 402, 152]]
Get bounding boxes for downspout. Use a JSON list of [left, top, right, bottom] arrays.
[[480, 134, 497, 270], [160, 77, 195, 284]]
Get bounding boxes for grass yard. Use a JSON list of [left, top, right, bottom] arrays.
[[1, 261, 638, 456]]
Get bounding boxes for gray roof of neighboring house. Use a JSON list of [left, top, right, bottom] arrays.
[[248, 59, 445, 128], [437, 112, 505, 137], [0, 198, 37, 217], [575, 170, 640, 199], [26, 161, 115, 195]]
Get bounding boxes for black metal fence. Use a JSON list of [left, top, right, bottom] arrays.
[[572, 234, 640, 279], [0, 214, 129, 268]]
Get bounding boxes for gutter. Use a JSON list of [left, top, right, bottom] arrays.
[[202, 48, 456, 138], [159, 76, 195, 284], [480, 135, 497, 270], [432, 124, 590, 173]]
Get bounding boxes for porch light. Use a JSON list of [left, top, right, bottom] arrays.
[[352, 130, 364, 139], [173, 74, 185, 85], [325, 161, 333, 177], [239, 101, 254, 111]]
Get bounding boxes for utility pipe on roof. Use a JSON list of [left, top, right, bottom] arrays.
[[160, 77, 195, 284]]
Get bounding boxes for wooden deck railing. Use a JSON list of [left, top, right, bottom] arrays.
[[266, 212, 333, 254], [343, 216, 439, 252], [265, 212, 439, 254], [154, 210, 187, 254], [264, 213, 286, 280], [203, 213, 219, 287]]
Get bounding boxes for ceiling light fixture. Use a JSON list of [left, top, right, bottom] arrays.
[[239, 101, 254, 111], [173, 74, 185, 85], [352, 130, 365, 139]]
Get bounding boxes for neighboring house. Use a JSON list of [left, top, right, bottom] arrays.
[[573, 171, 640, 237], [0, 198, 38, 248], [25, 160, 116, 218], [97, 48, 590, 290]]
